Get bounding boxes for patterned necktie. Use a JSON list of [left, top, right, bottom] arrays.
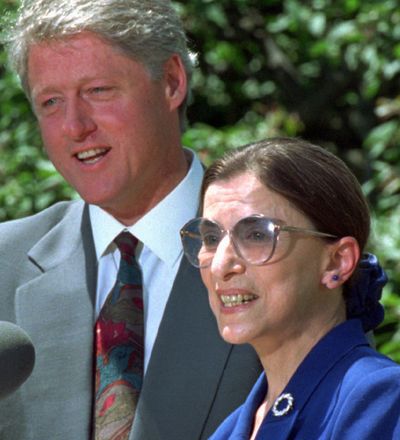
[[94, 232, 144, 440]]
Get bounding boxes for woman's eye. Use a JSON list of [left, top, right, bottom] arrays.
[[202, 233, 220, 248], [245, 230, 270, 243]]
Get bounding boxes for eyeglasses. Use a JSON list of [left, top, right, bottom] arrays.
[[180, 215, 337, 268]]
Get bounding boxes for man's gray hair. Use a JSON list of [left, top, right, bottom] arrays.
[[5, 0, 196, 128]]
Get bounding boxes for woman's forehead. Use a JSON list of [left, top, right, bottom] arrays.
[[204, 174, 264, 204], [203, 173, 311, 228]]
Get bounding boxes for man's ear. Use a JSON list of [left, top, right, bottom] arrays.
[[321, 237, 360, 289], [163, 54, 187, 110]]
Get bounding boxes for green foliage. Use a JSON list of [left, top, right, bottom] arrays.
[[371, 204, 400, 362], [0, 0, 399, 360], [183, 109, 302, 165], [363, 100, 400, 362], [180, 0, 399, 166]]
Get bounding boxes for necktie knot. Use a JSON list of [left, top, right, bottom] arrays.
[[114, 232, 141, 285], [115, 231, 138, 258]]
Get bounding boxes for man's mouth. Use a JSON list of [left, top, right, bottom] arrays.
[[76, 147, 110, 164], [220, 294, 258, 308]]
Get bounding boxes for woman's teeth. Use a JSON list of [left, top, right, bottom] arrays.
[[220, 294, 257, 307]]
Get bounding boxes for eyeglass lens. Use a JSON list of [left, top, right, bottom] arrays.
[[181, 216, 277, 267]]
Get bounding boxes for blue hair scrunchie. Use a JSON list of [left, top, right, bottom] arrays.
[[346, 253, 388, 332]]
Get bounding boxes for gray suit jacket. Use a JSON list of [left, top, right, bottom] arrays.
[[0, 200, 261, 440]]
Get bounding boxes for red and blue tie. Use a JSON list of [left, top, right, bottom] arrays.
[[94, 232, 144, 440]]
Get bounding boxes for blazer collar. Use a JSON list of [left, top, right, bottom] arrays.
[[28, 201, 89, 272]]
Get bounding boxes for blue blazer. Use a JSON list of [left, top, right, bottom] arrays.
[[209, 320, 400, 439]]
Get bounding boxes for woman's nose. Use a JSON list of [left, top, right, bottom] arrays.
[[210, 234, 246, 281]]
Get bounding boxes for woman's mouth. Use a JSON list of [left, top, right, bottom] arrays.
[[220, 294, 258, 307]]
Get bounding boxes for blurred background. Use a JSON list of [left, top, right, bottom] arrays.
[[0, 0, 399, 360]]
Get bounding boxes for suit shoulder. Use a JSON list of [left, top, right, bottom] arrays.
[[0, 200, 84, 246], [328, 355, 400, 438], [344, 346, 399, 377], [333, 346, 400, 406]]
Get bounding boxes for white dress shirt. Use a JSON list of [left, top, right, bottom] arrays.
[[89, 149, 203, 371]]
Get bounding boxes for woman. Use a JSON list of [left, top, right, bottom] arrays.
[[180, 138, 400, 439]]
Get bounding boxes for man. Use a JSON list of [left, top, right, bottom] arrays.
[[0, 1, 261, 439]]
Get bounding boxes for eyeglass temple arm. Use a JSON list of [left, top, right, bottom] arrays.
[[280, 225, 337, 239], [180, 230, 200, 239]]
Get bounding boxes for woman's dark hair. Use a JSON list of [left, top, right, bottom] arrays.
[[201, 137, 370, 252]]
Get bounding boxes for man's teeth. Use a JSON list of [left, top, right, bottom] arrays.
[[220, 294, 257, 307], [76, 148, 108, 162]]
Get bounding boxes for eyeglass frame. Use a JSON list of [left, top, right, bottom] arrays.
[[180, 214, 338, 268]]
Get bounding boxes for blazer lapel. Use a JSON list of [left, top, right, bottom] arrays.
[[130, 257, 232, 440], [15, 202, 97, 438], [257, 321, 369, 440]]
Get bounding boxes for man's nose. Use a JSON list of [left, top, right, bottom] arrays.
[[62, 97, 97, 141]]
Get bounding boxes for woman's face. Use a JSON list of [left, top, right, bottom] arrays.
[[200, 172, 339, 351]]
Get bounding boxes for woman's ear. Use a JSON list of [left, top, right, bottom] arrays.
[[321, 237, 360, 289]]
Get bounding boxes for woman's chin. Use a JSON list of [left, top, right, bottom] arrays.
[[219, 323, 254, 346]]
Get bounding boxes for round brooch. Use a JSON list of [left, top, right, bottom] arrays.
[[272, 392, 294, 417]]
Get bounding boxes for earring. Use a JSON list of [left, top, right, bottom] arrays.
[[332, 274, 340, 281]]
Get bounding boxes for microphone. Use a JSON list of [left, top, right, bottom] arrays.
[[0, 321, 35, 399]]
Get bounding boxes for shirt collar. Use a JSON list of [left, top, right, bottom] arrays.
[[89, 148, 203, 267]]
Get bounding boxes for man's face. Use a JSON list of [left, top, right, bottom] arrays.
[[28, 32, 188, 224]]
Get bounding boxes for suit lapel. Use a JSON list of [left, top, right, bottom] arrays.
[[15, 202, 97, 438], [130, 257, 232, 440]]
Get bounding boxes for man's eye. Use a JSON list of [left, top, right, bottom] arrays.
[[42, 97, 58, 107], [86, 86, 116, 100], [89, 86, 112, 94]]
